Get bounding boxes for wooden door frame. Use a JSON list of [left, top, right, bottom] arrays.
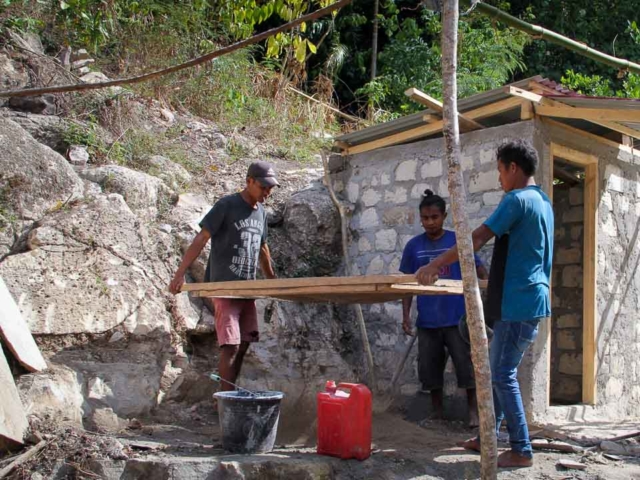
[[549, 143, 599, 405]]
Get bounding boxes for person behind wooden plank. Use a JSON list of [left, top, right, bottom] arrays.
[[399, 189, 488, 428], [416, 140, 554, 468], [169, 161, 278, 391]]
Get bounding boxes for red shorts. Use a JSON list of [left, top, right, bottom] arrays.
[[213, 298, 259, 346]]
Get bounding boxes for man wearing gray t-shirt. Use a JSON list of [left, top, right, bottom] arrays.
[[169, 161, 278, 391]]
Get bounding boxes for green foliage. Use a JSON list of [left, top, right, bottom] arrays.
[[560, 70, 614, 96]]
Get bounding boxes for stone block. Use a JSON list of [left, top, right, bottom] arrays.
[[347, 182, 359, 202], [482, 191, 503, 206], [601, 191, 613, 210], [557, 330, 578, 350], [558, 353, 582, 375], [466, 202, 481, 214], [605, 377, 624, 398], [358, 237, 372, 253], [395, 160, 417, 181], [389, 256, 401, 273], [570, 226, 583, 241], [552, 376, 581, 401], [400, 235, 414, 249], [605, 165, 624, 193], [359, 208, 379, 229], [461, 154, 474, 171], [382, 207, 410, 226], [563, 207, 584, 223], [569, 187, 584, 205], [411, 183, 430, 199], [0, 346, 28, 449], [371, 175, 379, 187], [601, 215, 617, 237], [381, 173, 391, 185], [556, 314, 580, 328], [375, 229, 398, 251], [366, 256, 385, 275], [479, 149, 495, 165], [468, 171, 499, 193], [384, 187, 407, 204], [438, 176, 450, 197], [556, 247, 582, 265], [554, 227, 565, 240], [421, 159, 443, 178], [562, 265, 583, 287], [362, 188, 381, 207]]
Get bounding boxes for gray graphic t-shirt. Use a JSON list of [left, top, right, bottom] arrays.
[[199, 193, 267, 282]]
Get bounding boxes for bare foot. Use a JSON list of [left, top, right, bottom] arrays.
[[467, 410, 479, 429], [497, 450, 533, 468], [456, 437, 481, 452]]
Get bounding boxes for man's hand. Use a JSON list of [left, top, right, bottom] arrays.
[[402, 316, 414, 336], [416, 263, 440, 285], [169, 272, 185, 295]]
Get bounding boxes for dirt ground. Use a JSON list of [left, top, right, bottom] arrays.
[[5, 397, 640, 480]]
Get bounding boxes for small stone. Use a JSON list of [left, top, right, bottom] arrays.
[[359, 208, 379, 229], [384, 187, 407, 205], [366, 256, 385, 275], [362, 189, 382, 207], [158, 224, 172, 234], [558, 459, 586, 470], [67, 145, 89, 166], [358, 237, 372, 253], [469, 171, 499, 193], [109, 331, 125, 343], [72, 58, 95, 69], [375, 229, 398, 251], [72, 48, 91, 61], [347, 182, 359, 203], [77, 66, 91, 75], [128, 418, 143, 430], [80, 71, 109, 84], [160, 108, 175, 123]]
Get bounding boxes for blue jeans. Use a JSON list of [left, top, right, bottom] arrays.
[[491, 319, 540, 458]]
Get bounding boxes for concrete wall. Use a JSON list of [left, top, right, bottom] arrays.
[[550, 183, 584, 404], [535, 119, 640, 421], [329, 121, 537, 419]]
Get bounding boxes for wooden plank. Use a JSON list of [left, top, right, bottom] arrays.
[[582, 162, 598, 405], [343, 97, 522, 156], [404, 87, 484, 130], [509, 85, 640, 140], [551, 144, 597, 166], [0, 441, 46, 478], [521, 101, 534, 120], [0, 346, 28, 450], [0, 277, 47, 373], [535, 105, 640, 123], [182, 274, 419, 292], [541, 118, 634, 153]]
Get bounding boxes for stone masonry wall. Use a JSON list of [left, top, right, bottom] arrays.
[[329, 121, 536, 415], [536, 119, 640, 420], [550, 182, 584, 405]]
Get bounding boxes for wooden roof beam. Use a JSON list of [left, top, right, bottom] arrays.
[[341, 96, 522, 156], [507, 85, 640, 140], [404, 87, 485, 131]]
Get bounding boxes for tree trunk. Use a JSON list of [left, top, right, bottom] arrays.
[[440, 2, 498, 479], [370, 0, 379, 80]]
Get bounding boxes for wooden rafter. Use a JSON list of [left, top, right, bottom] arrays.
[[404, 87, 484, 131], [509, 85, 640, 140], [341, 96, 522, 156]]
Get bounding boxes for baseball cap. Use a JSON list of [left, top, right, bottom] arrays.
[[247, 161, 279, 187]]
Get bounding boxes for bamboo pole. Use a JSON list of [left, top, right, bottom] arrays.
[[0, 0, 352, 98], [321, 151, 376, 389], [469, 1, 640, 75], [441, 2, 497, 479]]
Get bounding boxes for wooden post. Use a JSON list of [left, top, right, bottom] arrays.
[[441, 2, 497, 478]]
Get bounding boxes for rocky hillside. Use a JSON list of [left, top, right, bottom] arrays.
[[0, 30, 363, 442]]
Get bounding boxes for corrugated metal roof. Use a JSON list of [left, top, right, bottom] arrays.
[[335, 76, 545, 147], [545, 94, 640, 137]]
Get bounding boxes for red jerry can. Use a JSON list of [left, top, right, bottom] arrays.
[[316, 381, 372, 460]]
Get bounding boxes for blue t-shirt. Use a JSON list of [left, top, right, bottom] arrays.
[[400, 230, 482, 329], [484, 185, 554, 322]]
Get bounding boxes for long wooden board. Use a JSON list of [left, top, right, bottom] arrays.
[[185, 276, 487, 304]]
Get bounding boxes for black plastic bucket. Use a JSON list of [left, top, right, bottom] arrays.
[[214, 390, 284, 454]]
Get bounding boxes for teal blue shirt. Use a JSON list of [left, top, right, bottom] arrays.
[[484, 185, 554, 322]]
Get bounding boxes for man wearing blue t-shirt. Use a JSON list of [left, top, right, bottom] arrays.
[[400, 190, 487, 428], [416, 140, 554, 469]]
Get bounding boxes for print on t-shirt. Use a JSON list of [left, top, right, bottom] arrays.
[[231, 218, 264, 279]]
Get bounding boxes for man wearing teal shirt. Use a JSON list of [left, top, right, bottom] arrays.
[[416, 140, 554, 468]]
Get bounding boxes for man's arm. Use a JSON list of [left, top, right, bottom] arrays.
[[416, 225, 495, 285], [402, 297, 414, 336], [259, 243, 276, 279], [476, 262, 489, 280], [169, 229, 211, 294]]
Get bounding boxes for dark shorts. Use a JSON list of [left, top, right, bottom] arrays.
[[418, 326, 475, 391]]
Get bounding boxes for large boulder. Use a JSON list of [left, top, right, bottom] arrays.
[[148, 155, 192, 191], [0, 53, 28, 91], [277, 185, 341, 277], [80, 165, 171, 222], [0, 110, 68, 152], [0, 194, 174, 336], [0, 119, 84, 220]]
